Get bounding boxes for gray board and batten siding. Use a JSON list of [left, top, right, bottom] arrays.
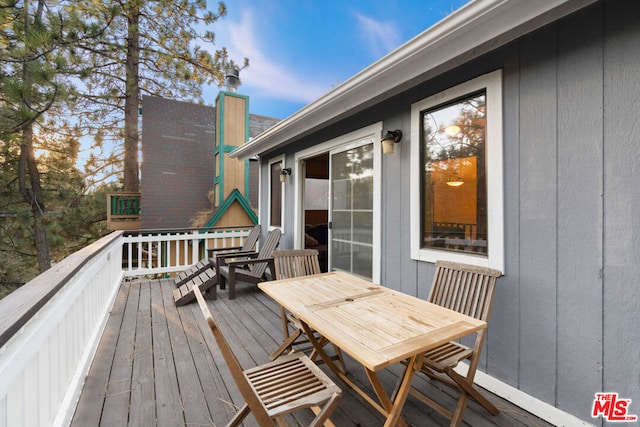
[[260, 2, 640, 425]]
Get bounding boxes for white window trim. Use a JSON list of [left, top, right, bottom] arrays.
[[410, 70, 504, 272], [267, 155, 286, 231], [294, 122, 383, 283]]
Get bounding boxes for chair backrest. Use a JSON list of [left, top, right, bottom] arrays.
[[193, 285, 276, 426], [272, 249, 321, 279], [429, 260, 502, 322], [240, 225, 262, 252], [249, 228, 282, 277]]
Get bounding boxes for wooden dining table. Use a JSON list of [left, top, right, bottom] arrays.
[[258, 271, 487, 427]]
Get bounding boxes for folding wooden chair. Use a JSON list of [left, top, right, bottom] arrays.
[[403, 260, 502, 427], [268, 250, 345, 372], [193, 285, 342, 427], [218, 228, 281, 299]]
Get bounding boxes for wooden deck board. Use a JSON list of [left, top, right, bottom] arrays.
[[162, 276, 214, 427], [129, 280, 156, 426], [70, 280, 130, 426], [72, 278, 554, 427], [100, 279, 139, 426], [151, 277, 184, 425]]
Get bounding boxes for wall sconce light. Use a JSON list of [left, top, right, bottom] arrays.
[[381, 130, 402, 154], [279, 167, 291, 183]]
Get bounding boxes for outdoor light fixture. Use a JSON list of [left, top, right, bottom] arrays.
[[381, 130, 402, 154], [279, 167, 291, 183]]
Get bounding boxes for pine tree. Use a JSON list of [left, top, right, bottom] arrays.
[[0, 0, 100, 272], [72, 0, 247, 191]]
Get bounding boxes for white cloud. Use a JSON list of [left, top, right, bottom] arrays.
[[353, 12, 402, 59], [225, 10, 330, 104]]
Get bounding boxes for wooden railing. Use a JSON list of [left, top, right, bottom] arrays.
[[0, 225, 257, 426]]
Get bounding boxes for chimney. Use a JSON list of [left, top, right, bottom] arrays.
[[225, 68, 240, 92]]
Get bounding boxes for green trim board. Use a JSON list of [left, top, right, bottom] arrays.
[[244, 159, 251, 201], [202, 188, 258, 229]]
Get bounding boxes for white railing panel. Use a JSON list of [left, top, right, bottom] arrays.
[[0, 226, 259, 426], [0, 232, 123, 427], [122, 228, 254, 277]]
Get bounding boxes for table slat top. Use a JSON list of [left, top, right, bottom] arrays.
[[259, 271, 486, 370]]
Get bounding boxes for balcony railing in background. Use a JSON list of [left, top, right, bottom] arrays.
[[122, 226, 252, 277], [0, 225, 256, 427], [107, 192, 141, 231]]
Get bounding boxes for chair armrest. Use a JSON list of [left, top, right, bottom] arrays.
[[225, 256, 274, 267], [216, 251, 259, 267], [210, 250, 257, 262], [207, 246, 243, 257]]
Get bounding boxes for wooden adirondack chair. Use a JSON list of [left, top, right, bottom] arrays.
[[269, 250, 345, 372], [207, 225, 261, 266], [193, 285, 342, 427], [173, 259, 214, 287], [218, 228, 281, 299], [401, 260, 502, 427], [173, 267, 218, 306], [173, 226, 260, 306]]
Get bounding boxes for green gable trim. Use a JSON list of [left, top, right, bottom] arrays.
[[244, 159, 251, 200], [203, 188, 258, 230]]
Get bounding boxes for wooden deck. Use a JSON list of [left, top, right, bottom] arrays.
[[71, 277, 553, 427]]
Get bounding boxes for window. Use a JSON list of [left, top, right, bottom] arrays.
[[269, 157, 285, 229], [410, 70, 503, 271]]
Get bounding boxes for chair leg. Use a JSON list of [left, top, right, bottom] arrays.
[[273, 415, 289, 427], [308, 394, 341, 427], [229, 266, 236, 300], [332, 344, 346, 374], [270, 329, 303, 360], [310, 337, 346, 374], [447, 368, 499, 415], [449, 392, 469, 427], [227, 403, 250, 426]]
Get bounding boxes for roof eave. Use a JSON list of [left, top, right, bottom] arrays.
[[231, 0, 597, 160]]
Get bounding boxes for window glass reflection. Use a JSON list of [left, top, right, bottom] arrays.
[[421, 92, 488, 255]]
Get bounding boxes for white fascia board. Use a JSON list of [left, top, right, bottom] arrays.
[[231, 0, 597, 160]]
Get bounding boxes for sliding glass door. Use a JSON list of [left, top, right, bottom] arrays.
[[329, 142, 374, 279]]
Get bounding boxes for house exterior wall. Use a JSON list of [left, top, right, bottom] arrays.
[[141, 97, 278, 228], [257, 1, 639, 424], [141, 97, 215, 229]]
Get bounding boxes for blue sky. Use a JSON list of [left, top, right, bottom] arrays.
[[204, 0, 470, 119]]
